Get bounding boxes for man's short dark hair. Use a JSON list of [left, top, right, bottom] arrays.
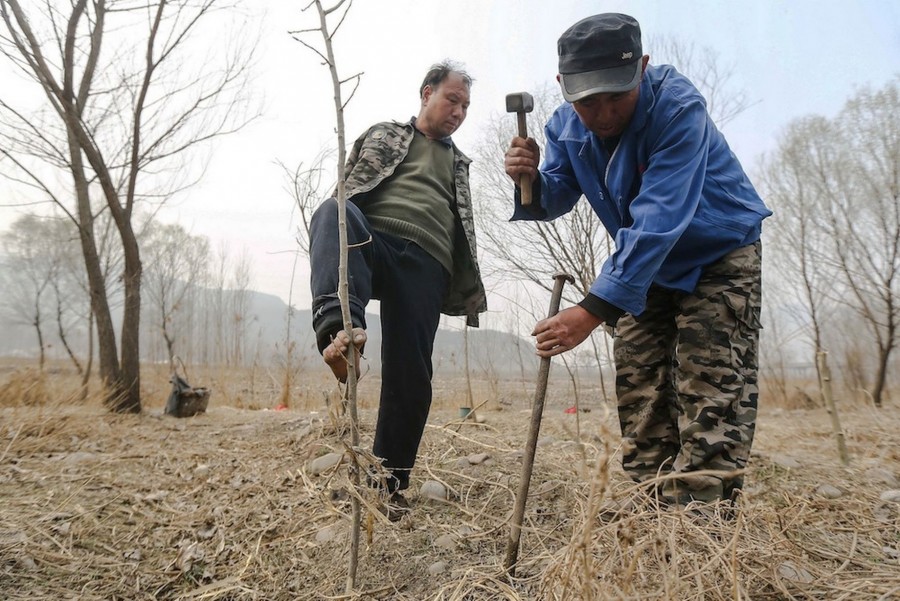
[[419, 60, 473, 98]]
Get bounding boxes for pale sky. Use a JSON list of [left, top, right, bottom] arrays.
[[1, 0, 898, 315]]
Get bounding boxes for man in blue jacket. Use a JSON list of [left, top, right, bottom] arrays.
[[505, 13, 771, 506]]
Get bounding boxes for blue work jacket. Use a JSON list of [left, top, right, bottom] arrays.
[[512, 64, 772, 316]]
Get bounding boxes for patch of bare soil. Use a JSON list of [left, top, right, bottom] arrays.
[[1, 388, 899, 600]]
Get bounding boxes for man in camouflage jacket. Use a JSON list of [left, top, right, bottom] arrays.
[[309, 62, 486, 504]]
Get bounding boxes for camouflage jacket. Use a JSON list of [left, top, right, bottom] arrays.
[[342, 118, 487, 327]]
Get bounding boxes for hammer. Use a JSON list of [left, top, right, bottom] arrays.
[[503, 272, 575, 576], [505, 91, 535, 206]]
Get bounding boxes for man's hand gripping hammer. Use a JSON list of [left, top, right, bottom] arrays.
[[506, 91, 535, 206]]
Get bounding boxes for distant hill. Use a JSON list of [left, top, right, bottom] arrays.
[[0, 288, 536, 376]]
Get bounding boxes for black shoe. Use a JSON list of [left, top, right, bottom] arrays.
[[382, 491, 411, 522]]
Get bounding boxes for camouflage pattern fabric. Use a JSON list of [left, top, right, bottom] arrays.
[[613, 241, 762, 503], [341, 119, 487, 326]]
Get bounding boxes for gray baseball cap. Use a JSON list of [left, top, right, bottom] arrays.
[[557, 13, 643, 102]]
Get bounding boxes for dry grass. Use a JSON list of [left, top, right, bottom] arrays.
[[1, 364, 899, 600]]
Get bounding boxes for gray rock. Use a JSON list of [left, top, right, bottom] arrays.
[[123, 548, 141, 561], [454, 458, 469, 469], [866, 468, 899, 488], [420, 480, 448, 501], [466, 453, 490, 465], [772, 454, 802, 470], [309, 452, 343, 476], [536, 481, 558, 499], [427, 560, 449, 575], [777, 560, 814, 584], [815, 484, 844, 499], [879, 489, 900, 503], [433, 533, 456, 550], [315, 523, 343, 544]]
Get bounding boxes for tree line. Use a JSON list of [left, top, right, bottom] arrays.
[[1, 1, 897, 411]]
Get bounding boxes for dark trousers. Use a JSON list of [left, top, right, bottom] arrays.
[[309, 198, 449, 491]]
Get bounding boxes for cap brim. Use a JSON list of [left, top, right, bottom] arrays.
[[559, 60, 642, 102]]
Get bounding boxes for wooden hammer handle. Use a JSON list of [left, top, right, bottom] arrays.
[[516, 112, 533, 206]]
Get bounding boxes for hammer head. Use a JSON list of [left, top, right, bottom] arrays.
[[505, 92, 534, 114]]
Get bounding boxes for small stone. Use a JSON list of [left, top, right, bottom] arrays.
[[18, 555, 37, 570], [815, 484, 843, 499], [315, 523, 342, 544], [536, 481, 557, 499], [537, 436, 557, 447], [197, 522, 217, 540], [53, 522, 71, 536], [309, 452, 343, 476], [873, 503, 896, 523], [777, 560, 814, 584], [123, 548, 141, 561], [866, 468, 899, 488], [194, 464, 210, 478], [433, 534, 456, 550], [772, 454, 802, 470], [466, 453, 490, 465], [474, 413, 486, 424], [420, 480, 448, 501], [884, 546, 900, 560], [457, 524, 474, 537], [454, 458, 469, 469], [879, 490, 900, 503], [427, 560, 449, 575]]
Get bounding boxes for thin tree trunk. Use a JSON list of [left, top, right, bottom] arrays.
[[308, 0, 362, 591], [817, 351, 850, 465]]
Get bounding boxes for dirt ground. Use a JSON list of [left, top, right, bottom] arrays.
[[1, 371, 899, 600]]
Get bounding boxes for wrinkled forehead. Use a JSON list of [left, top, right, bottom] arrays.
[[432, 74, 471, 100]]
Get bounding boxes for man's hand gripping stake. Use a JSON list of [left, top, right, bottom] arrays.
[[505, 91, 535, 205], [504, 272, 575, 576]]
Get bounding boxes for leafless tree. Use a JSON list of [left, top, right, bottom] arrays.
[[758, 117, 841, 401], [761, 78, 899, 407], [229, 247, 253, 367], [0, 0, 257, 411], [276, 148, 335, 408], [820, 80, 899, 407], [0, 213, 60, 369], [141, 221, 210, 369], [472, 83, 614, 394], [292, 0, 364, 590], [646, 35, 751, 128], [281, 148, 336, 256]]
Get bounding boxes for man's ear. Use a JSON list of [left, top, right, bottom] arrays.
[[556, 74, 561, 83]]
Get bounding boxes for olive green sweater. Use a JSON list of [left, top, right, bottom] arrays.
[[362, 129, 456, 273]]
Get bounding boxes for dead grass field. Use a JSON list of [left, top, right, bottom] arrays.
[[1, 364, 899, 600]]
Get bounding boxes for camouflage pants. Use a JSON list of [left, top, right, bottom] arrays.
[[613, 241, 762, 503]]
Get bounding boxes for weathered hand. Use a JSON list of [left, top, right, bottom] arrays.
[[323, 327, 366, 383], [531, 306, 602, 358], [504, 136, 540, 184]]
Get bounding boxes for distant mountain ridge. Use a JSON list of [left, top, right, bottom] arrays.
[[0, 288, 535, 376]]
